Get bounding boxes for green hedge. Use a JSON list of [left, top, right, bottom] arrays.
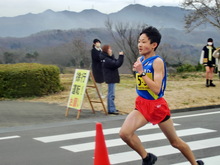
[[0, 63, 62, 98], [176, 63, 205, 73]]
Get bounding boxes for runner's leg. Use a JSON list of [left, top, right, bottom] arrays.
[[159, 118, 198, 165], [119, 110, 148, 158]]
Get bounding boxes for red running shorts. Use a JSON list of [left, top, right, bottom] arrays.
[[135, 96, 171, 125]]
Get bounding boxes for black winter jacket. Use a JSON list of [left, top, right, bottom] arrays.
[[202, 45, 216, 65], [100, 52, 124, 84], [91, 47, 104, 83]]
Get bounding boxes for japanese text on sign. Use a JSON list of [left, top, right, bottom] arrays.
[[67, 69, 90, 109]]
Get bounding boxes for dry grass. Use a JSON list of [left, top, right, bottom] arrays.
[[18, 72, 220, 114]]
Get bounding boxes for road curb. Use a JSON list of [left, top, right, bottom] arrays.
[[171, 104, 220, 113]]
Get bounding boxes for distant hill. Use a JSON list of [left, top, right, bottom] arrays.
[[0, 4, 198, 37], [0, 26, 220, 67], [0, 28, 113, 50], [0, 9, 107, 37], [0, 27, 219, 51], [109, 5, 188, 29], [1, 4, 220, 69]]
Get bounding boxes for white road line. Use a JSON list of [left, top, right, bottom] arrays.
[[33, 123, 180, 143], [171, 155, 220, 165], [109, 137, 220, 164], [172, 111, 220, 119], [35, 111, 220, 143], [60, 128, 216, 152], [0, 135, 20, 140]]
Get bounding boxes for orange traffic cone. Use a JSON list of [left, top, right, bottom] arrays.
[[94, 122, 111, 165]]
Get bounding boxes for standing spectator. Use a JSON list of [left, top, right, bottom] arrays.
[[200, 38, 216, 87], [91, 39, 105, 98], [213, 47, 220, 79], [100, 45, 124, 115]]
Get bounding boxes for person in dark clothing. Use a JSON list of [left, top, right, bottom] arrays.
[[213, 47, 220, 79], [100, 45, 124, 115], [91, 39, 105, 97], [200, 38, 216, 87]]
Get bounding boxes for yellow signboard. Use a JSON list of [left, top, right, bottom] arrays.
[[67, 69, 90, 110]]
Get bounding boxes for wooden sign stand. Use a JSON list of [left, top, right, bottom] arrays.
[[65, 71, 107, 119]]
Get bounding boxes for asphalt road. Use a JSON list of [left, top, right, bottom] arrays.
[[0, 103, 220, 165], [0, 100, 108, 128]]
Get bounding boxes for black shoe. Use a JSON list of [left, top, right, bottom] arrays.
[[210, 80, 216, 87], [210, 83, 216, 87], [196, 160, 204, 165], [206, 79, 209, 87], [142, 153, 157, 165], [108, 112, 119, 115]]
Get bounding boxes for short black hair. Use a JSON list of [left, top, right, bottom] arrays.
[[140, 26, 161, 51], [207, 38, 213, 42], [93, 38, 101, 44]]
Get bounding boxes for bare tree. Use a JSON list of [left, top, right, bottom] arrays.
[[157, 43, 172, 65], [105, 18, 147, 73], [174, 51, 187, 65], [182, 0, 220, 32], [72, 38, 90, 69], [3, 52, 16, 64]]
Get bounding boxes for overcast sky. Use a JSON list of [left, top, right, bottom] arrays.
[[0, 0, 183, 17]]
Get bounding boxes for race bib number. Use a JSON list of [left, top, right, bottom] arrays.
[[136, 73, 153, 90], [203, 58, 208, 63]]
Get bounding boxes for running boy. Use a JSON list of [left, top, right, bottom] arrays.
[[119, 26, 204, 165]]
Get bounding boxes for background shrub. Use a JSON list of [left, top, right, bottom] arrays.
[[0, 63, 62, 98], [176, 63, 205, 73]]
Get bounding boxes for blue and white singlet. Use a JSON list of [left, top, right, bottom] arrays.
[[136, 55, 167, 100]]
